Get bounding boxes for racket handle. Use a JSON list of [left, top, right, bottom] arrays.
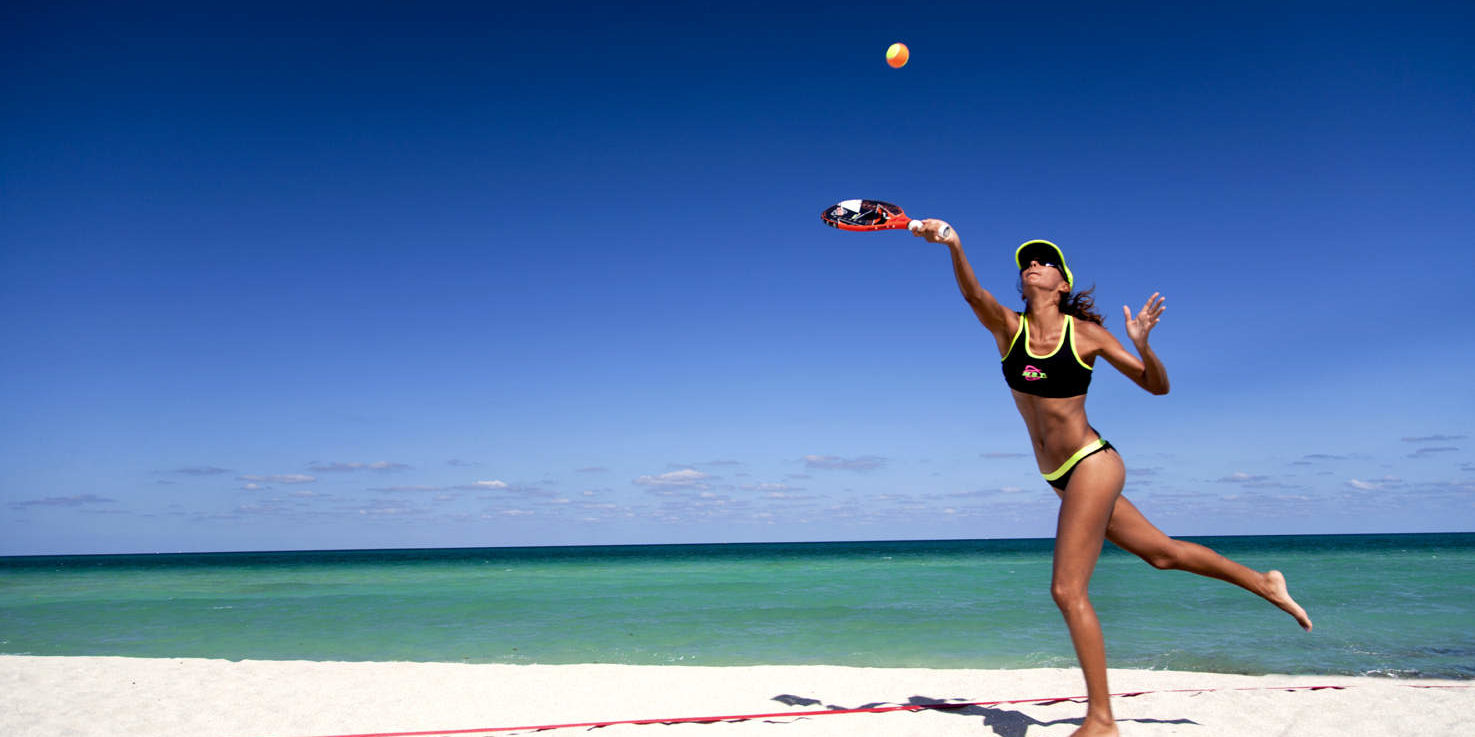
[[908, 219, 954, 240]]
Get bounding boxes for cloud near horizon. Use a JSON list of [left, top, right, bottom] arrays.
[[803, 454, 886, 471], [634, 469, 711, 491], [1348, 476, 1403, 491], [170, 466, 233, 476], [307, 461, 412, 473], [9, 494, 118, 509], [238, 474, 317, 485], [1408, 447, 1459, 459]]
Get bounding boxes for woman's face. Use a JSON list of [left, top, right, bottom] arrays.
[[1021, 259, 1068, 291]]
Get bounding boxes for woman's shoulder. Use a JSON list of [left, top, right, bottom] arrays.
[[1069, 316, 1122, 354]]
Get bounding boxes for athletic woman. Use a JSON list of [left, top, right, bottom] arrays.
[[911, 221, 1312, 737]]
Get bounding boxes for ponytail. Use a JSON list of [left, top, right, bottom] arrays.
[[1061, 286, 1104, 325]]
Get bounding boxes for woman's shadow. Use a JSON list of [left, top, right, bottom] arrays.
[[772, 694, 1197, 737]]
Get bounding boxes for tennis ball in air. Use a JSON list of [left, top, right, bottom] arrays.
[[886, 42, 909, 68]]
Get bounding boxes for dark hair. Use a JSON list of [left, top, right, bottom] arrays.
[[1017, 277, 1105, 325], [1060, 286, 1104, 325]]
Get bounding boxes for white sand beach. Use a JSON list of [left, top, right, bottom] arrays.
[[2, 656, 1471, 737]]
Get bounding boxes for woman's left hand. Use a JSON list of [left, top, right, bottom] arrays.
[[1124, 292, 1165, 347]]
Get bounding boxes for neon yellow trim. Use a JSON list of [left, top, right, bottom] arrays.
[[1001, 316, 1025, 363], [1043, 438, 1108, 481], [1023, 315, 1069, 360], [1067, 316, 1093, 371]]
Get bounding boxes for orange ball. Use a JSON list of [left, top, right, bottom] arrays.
[[886, 42, 909, 69]]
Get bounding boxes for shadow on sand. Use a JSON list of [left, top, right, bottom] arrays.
[[771, 694, 1199, 737]]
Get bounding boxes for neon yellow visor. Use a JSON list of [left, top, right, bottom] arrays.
[[1015, 239, 1073, 286]]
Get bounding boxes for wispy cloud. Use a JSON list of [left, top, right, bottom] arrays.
[[307, 461, 411, 473], [489, 508, 537, 517], [238, 474, 316, 484], [1402, 435, 1467, 443], [1417, 480, 1475, 496], [352, 500, 424, 517], [461, 480, 561, 499], [739, 482, 800, 493], [946, 485, 1034, 500], [1214, 472, 1298, 490], [1216, 472, 1269, 484], [233, 501, 293, 516], [945, 489, 994, 499], [9, 494, 118, 509], [170, 466, 233, 476], [1407, 447, 1459, 459], [634, 469, 711, 491], [803, 454, 886, 471], [757, 490, 820, 501], [462, 479, 509, 490], [650, 490, 751, 523], [1348, 476, 1403, 491], [374, 480, 514, 493]]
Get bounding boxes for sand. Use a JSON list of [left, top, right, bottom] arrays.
[[2, 655, 1471, 737]]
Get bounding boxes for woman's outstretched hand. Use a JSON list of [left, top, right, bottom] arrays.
[[1124, 292, 1165, 347]]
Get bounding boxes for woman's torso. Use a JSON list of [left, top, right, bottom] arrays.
[[998, 313, 1101, 472]]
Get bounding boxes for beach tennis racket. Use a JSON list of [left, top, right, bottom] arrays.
[[820, 199, 952, 239]]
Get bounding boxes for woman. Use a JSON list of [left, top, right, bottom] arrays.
[[911, 221, 1312, 737]]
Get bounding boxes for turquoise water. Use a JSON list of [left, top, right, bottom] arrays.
[[2, 534, 1472, 678]]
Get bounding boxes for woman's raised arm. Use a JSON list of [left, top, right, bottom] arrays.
[[913, 220, 1016, 344]]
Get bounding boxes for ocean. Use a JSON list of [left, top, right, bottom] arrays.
[[1, 534, 1472, 679]]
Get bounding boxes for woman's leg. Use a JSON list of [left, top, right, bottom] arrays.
[[1051, 450, 1127, 737], [1103, 494, 1312, 631]]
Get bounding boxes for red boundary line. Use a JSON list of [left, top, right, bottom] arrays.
[[283, 683, 1475, 737]]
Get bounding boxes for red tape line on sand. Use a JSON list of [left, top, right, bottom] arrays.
[[291, 683, 1474, 737]]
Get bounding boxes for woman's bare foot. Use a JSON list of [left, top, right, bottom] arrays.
[[1071, 714, 1120, 736], [1264, 570, 1312, 631]]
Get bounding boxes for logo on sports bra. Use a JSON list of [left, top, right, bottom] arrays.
[[1021, 365, 1047, 381]]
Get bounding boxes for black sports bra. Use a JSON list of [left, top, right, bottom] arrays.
[[1001, 314, 1093, 398]]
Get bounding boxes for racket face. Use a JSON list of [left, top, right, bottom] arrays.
[[821, 199, 909, 231]]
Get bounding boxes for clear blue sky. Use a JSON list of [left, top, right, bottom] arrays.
[[3, 1, 1471, 555]]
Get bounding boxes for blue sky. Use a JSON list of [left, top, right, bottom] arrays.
[[2, 1, 1471, 555]]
